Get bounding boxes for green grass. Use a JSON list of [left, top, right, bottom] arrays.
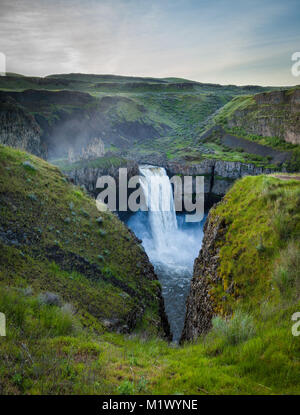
[[0, 72, 278, 165], [0, 145, 165, 337], [1, 146, 300, 395], [205, 89, 300, 171], [1, 282, 299, 395], [213, 95, 256, 126], [272, 241, 300, 302], [206, 175, 300, 312], [51, 155, 128, 171]]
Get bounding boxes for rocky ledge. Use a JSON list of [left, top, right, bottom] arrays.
[[167, 158, 278, 196], [63, 153, 280, 207], [62, 159, 139, 196]]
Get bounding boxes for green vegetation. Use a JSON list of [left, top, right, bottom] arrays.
[[1, 73, 299, 170], [206, 89, 300, 171], [211, 311, 256, 346], [208, 175, 300, 311], [0, 73, 278, 165], [273, 241, 300, 302], [51, 155, 128, 172], [227, 127, 297, 151], [1, 148, 299, 395], [213, 95, 256, 126], [0, 145, 164, 337]]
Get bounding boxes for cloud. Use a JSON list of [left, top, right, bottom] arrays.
[[0, 0, 299, 85]]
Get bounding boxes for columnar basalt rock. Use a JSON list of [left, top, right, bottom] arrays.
[[180, 211, 227, 342], [228, 89, 300, 145], [167, 159, 277, 196], [63, 159, 139, 196]]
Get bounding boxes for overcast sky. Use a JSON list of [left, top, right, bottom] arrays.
[[0, 0, 299, 85]]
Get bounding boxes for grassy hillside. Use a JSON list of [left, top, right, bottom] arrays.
[[206, 175, 300, 312], [204, 89, 300, 170], [0, 150, 299, 395], [0, 73, 277, 163], [0, 145, 167, 338]]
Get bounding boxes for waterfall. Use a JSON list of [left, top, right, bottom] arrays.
[[127, 165, 206, 342], [139, 165, 177, 251]]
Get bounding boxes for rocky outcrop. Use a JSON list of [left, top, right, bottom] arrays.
[[167, 158, 277, 197], [0, 96, 46, 157], [63, 159, 139, 196], [66, 153, 277, 202], [180, 210, 226, 342], [228, 88, 300, 145], [62, 151, 281, 217]]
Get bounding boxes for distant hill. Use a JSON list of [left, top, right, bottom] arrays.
[[0, 72, 279, 162]]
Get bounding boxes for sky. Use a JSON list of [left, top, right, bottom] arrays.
[[0, 0, 300, 85]]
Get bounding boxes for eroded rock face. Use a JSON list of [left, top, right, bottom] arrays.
[[63, 154, 277, 206], [228, 89, 300, 145], [0, 97, 46, 158], [180, 211, 226, 342], [167, 159, 277, 197], [63, 159, 139, 196]]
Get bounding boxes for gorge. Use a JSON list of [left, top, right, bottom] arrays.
[[0, 73, 300, 395], [126, 166, 206, 341]]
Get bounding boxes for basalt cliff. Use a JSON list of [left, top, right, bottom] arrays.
[[181, 174, 300, 343]]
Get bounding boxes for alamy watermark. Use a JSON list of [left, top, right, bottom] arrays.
[[291, 312, 300, 337], [95, 169, 204, 223], [291, 52, 300, 77], [0, 52, 6, 76], [0, 312, 6, 336]]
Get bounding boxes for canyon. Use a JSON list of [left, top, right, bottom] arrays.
[[0, 73, 299, 394]]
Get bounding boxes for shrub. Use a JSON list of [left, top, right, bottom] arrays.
[[22, 161, 37, 171], [38, 292, 61, 307], [117, 380, 135, 395], [137, 376, 148, 392], [211, 311, 256, 346], [273, 241, 300, 301]]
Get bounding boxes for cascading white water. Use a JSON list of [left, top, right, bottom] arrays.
[[139, 166, 177, 252], [127, 165, 206, 342]]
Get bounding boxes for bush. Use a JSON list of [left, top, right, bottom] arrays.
[[117, 380, 135, 395], [211, 311, 256, 346], [38, 292, 61, 307], [0, 288, 75, 338], [273, 241, 300, 301]]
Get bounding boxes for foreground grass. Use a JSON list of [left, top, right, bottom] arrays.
[[1, 284, 299, 395], [0, 146, 299, 394]]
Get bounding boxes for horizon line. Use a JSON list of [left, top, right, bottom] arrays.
[[4, 71, 299, 89]]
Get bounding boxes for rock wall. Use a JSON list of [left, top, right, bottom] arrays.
[[180, 209, 226, 342], [167, 158, 276, 197], [228, 89, 300, 145], [63, 159, 139, 196], [0, 96, 46, 158], [66, 153, 277, 203]]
